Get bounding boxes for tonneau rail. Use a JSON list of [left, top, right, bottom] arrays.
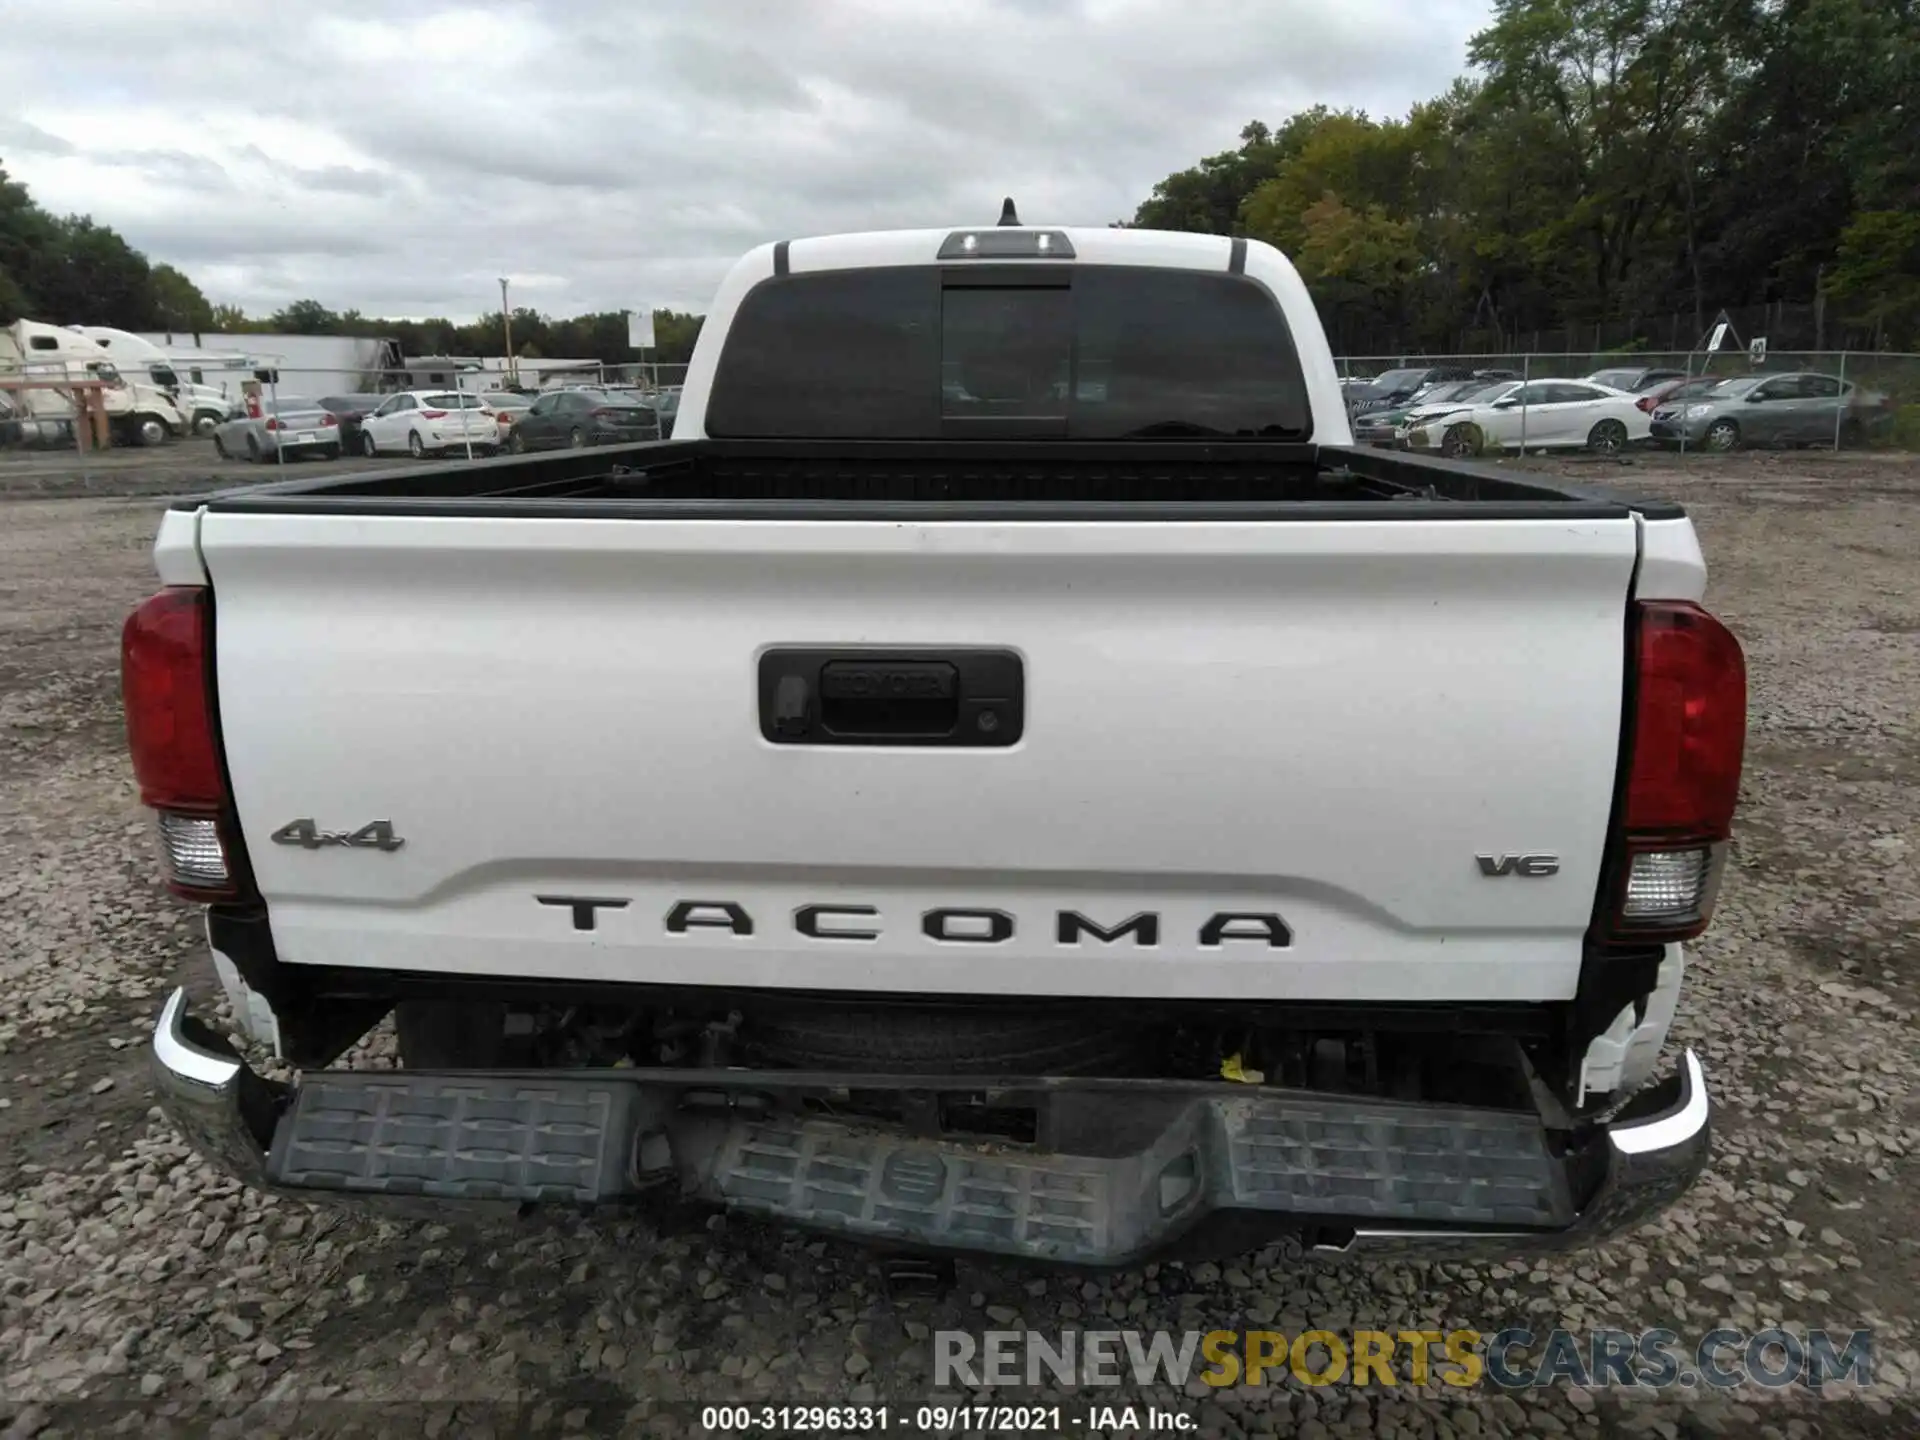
[[173, 438, 1682, 521]]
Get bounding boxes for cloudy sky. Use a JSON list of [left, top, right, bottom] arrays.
[[1, 0, 1490, 323]]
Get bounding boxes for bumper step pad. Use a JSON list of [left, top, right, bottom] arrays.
[[712, 1122, 1126, 1258], [705, 1098, 1570, 1263], [267, 1073, 636, 1202], [1222, 1098, 1569, 1224]]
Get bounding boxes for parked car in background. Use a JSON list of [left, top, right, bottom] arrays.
[[503, 387, 661, 451], [358, 390, 498, 457], [481, 391, 534, 448], [211, 397, 342, 462], [1391, 378, 1524, 443], [1345, 364, 1481, 417], [1583, 366, 1690, 393], [1648, 371, 1889, 451], [1633, 374, 1725, 415], [648, 385, 684, 437], [1352, 378, 1502, 446], [316, 394, 387, 454], [1401, 379, 1650, 457], [595, 385, 668, 424]]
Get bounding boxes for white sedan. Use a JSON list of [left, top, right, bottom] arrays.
[[357, 390, 499, 458], [1399, 379, 1651, 458], [1392, 379, 1522, 436]]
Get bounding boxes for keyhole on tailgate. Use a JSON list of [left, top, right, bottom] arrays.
[[772, 673, 811, 737]]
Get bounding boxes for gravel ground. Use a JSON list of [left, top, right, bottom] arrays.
[[1, 447, 1917, 1438], [0, 437, 423, 501]]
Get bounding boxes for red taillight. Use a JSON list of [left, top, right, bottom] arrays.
[[1636, 395, 1659, 412], [1598, 600, 1746, 942], [124, 588, 219, 807], [590, 408, 618, 418], [122, 587, 241, 901], [264, 418, 281, 431], [1625, 602, 1747, 834], [320, 411, 337, 426], [420, 409, 447, 419]]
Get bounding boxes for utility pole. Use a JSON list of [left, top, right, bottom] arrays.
[[499, 277, 515, 387]]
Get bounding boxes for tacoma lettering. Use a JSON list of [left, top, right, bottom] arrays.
[[535, 895, 629, 932], [538, 898, 1289, 948], [922, 907, 1015, 944], [1057, 910, 1158, 946], [794, 904, 879, 940], [664, 901, 754, 935]]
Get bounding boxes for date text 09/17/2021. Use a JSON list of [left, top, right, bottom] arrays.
[[700, 1405, 1190, 1433]]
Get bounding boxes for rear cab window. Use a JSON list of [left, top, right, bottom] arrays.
[[705, 265, 1312, 440]]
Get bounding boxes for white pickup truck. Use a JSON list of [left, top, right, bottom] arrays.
[[132, 211, 1744, 1268]]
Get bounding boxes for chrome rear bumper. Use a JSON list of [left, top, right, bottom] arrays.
[[150, 986, 1711, 1263]]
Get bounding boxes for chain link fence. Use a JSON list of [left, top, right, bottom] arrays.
[[1, 362, 694, 458], [8, 343, 1918, 464], [1335, 351, 1920, 458], [1328, 299, 1903, 359]]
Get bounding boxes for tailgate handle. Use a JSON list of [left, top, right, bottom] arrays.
[[758, 649, 1023, 747]]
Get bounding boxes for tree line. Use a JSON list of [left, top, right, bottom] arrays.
[[1126, 0, 1918, 354], [2, 163, 215, 337], [1, 161, 704, 365], [207, 298, 706, 369]]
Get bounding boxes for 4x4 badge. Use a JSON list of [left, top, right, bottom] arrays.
[[270, 819, 405, 852]]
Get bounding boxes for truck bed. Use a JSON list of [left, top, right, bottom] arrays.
[[178, 437, 1682, 520]]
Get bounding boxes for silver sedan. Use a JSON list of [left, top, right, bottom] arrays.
[[211, 398, 344, 463], [1647, 371, 1893, 451]]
